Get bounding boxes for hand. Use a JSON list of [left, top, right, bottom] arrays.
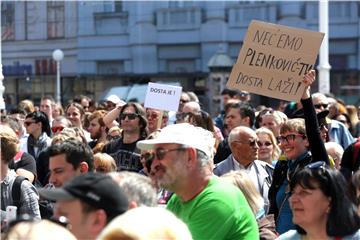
[[301, 69, 316, 99]]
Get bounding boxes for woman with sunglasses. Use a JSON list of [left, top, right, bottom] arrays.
[[256, 127, 281, 166], [277, 162, 360, 239], [22, 111, 52, 161], [268, 70, 330, 234]]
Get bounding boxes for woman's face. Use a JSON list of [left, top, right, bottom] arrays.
[[257, 133, 274, 163], [290, 182, 331, 230], [66, 106, 82, 128], [278, 130, 308, 160]]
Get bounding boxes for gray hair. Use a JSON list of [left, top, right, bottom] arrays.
[[109, 172, 157, 207]]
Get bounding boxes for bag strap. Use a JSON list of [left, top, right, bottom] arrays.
[[12, 176, 27, 209], [13, 151, 24, 163]]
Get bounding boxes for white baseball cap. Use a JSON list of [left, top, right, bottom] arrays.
[[106, 95, 126, 106], [137, 123, 215, 158]]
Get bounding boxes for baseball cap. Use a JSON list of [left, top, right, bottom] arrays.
[[136, 123, 216, 158], [106, 94, 126, 106], [39, 173, 128, 221]]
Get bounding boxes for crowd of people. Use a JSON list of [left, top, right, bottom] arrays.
[[1, 70, 360, 240]]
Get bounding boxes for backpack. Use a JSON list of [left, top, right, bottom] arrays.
[[11, 176, 54, 219]]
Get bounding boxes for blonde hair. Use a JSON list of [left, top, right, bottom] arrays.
[[4, 220, 76, 240], [0, 125, 20, 163], [221, 170, 264, 215], [97, 207, 192, 240], [94, 153, 117, 173], [256, 127, 281, 161]]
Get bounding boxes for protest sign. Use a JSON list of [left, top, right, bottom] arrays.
[[144, 82, 182, 112], [227, 20, 324, 102]]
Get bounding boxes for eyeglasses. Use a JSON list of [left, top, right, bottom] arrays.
[[277, 134, 305, 144], [24, 121, 36, 127], [233, 139, 259, 147], [314, 103, 328, 109], [51, 126, 64, 134], [120, 113, 139, 120], [258, 141, 272, 147], [150, 147, 187, 161], [180, 99, 189, 104], [319, 123, 328, 130], [141, 152, 155, 173]]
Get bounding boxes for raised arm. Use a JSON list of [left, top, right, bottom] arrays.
[[301, 70, 329, 165]]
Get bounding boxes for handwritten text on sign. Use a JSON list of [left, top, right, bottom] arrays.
[[227, 20, 324, 102], [144, 82, 182, 112]]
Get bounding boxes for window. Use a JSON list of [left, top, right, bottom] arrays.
[[47, 1, 64, 39], [103, 1, 123, 12], [1, 2, 15, 41]]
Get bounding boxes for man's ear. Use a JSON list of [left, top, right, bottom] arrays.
[[79, 162, 89, 173], [90, 209, 108, 236], [187, 147, 197, 167], [242, 116, 250, 126]]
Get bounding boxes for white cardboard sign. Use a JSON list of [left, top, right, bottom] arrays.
[[144, 82, 183, 112]]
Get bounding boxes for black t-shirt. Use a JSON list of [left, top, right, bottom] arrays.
[[102, 137, 143, 172], [8, 151, 37, 177]]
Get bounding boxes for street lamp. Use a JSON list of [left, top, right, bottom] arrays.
[[52, 49, 64, 104]]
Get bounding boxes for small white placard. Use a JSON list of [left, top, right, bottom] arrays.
[[144, 82, 183, 112]]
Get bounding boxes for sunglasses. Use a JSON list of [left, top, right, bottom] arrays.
[[141, 148, 187, 173], [6, 214, 70, 231], [120, 113, 139, 120], [277, 134, 305, 144], [234, 139, 259, 147], [148, 147, 187, 161], [24, 121, 37, 127], [51, 126, 64, 134], [314, 103, 328, 109], [258, 141, 272, 147]]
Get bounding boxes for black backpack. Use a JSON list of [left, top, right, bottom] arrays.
[[12, 176, 53, 219]]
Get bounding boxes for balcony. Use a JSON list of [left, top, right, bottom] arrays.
[[228, 3, 277, 28], [305, 2, 358, 24], [94, 11, 128, 35], [156, 7, 202, 31]]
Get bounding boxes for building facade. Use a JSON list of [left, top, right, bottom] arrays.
[[2, 1, 360, 113]]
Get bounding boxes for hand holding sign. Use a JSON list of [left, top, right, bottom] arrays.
[[227, 20, 324, 102]]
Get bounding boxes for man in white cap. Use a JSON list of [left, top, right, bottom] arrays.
[[136, 123, 258, 240], [105, 94, 125, 111]]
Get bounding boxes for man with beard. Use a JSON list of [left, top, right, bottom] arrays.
[[136, 123, 259, 240], [88, 110, 108, 150], [213, 126, 273, 210], [102, 102, 147, 172]]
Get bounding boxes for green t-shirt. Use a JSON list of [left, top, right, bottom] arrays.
[[167, 177, 259, 240]]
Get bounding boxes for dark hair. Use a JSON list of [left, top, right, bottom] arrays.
[[48, 139, 94, 172], [119, 102, 148, 139], [41, 95, 55, 103], [225, 102, 255, 127], [25, 111, 51, 137], [9, 108, 26, 116], [186, 110, 215, 133], [290, 166, 360, 237], [333, 113, 353, 133], [221, 88, 239, 98]]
